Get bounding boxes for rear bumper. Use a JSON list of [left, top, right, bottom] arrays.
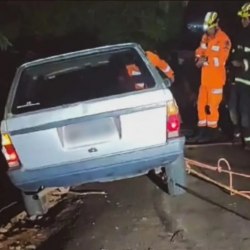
[[9, 137, 185, 191]]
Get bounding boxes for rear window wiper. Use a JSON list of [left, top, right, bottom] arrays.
[[45, 66, 81, 79], [17, 101, 41, 109]]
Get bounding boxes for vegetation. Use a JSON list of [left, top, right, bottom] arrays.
[[0, 1, 187, 50]]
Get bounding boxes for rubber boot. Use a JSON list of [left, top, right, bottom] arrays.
[[242, 128, 250, 150], [244, 140, 250, 151], [232, 127, 242, 145], [196, 127, 217, 143], [186, 127, 207, 143]]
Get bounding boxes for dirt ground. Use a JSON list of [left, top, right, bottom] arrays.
[[37, 145, 250, 250], [1, 145, 250, 250]]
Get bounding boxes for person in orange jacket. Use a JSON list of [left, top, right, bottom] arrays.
[[191, 11, 231, 143], [146, 50, 175, 83], [126, 50, 175, 90]]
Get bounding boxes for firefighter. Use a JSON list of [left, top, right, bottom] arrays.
[[229, 2, 250, 150], [126, 50, 175, 90], [191, 11, 231, 143], [145, 50, 175, 83]]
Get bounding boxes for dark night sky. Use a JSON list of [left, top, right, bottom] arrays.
[[181, 0, 246, 49]]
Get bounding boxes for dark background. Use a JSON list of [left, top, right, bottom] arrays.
[[0, 1, 247, 131]]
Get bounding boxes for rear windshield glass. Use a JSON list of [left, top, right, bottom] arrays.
[[12, 47, 156, 114]]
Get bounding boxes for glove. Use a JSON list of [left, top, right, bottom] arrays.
[[231, 60, 243, 68], [195, 57, 207, 68]]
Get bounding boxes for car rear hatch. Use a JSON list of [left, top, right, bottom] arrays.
[[1, 44, 176, 170]]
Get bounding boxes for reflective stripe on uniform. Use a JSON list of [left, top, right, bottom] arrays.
[[244, 46, 250, 52], [213, 57, 219, 67], [207, 121, 217, 127], [163, 65, 171, 73], [211, 45, 220, 51], [234, 133, 241, 138], [135, 83, 145, 90], [131, 71, 141, 76], [211, 88, 223, 94], [243, 59, 249, 71], [201, 43, 207, 49], [198, 120, 206, 126], [235, 77, 250, 86]]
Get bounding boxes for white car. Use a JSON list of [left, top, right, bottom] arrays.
[[1, 43, 186, 213]]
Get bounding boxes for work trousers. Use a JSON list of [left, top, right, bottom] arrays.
[[197, 85, 223, 128], [228, 83, 250, 140]]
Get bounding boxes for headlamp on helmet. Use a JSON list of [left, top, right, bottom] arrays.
[[203, 12, 219, 31]]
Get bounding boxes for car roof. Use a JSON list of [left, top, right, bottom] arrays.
[[20, 43, 142, 69]]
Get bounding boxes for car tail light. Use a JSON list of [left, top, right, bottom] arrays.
[[166, 100, 180, 139], [2, 134, 20, 169]]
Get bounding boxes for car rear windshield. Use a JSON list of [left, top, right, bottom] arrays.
[[11, 47, 156, 114]]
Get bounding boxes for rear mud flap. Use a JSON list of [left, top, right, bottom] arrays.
[[165, 155, 187, 196]]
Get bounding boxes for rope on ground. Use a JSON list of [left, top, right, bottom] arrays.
[[51, 187, 107, 197], [0, 201, 18, 215], [68, 191, 107, 196], [185, 157, 250, 201]]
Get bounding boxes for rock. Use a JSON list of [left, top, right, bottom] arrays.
[[115, 226, 119, 230], [55, 187, 70, 195], [15, 246, 21, 250], [5, 223, 12, 232], [25, 245, 36, 250], [0, 243, 3, 249], [29, 216, 37, 221], [11, 211, 27, 224], [0, 228, 8, 234], [37, 216, 43, 220], [0, 234, 6, 241], [0, 234, 7, 241], [12, 228, 20, 233], [18, 211, 27, 220], [76, 199, 84, 205], [141, 217, 148, 222]]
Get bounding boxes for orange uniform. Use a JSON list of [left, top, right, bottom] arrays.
[[146, 51, 175, 82], [126, 64, 146, 90], [195, 28, 231, 128], [126, 51, 175, 90]]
